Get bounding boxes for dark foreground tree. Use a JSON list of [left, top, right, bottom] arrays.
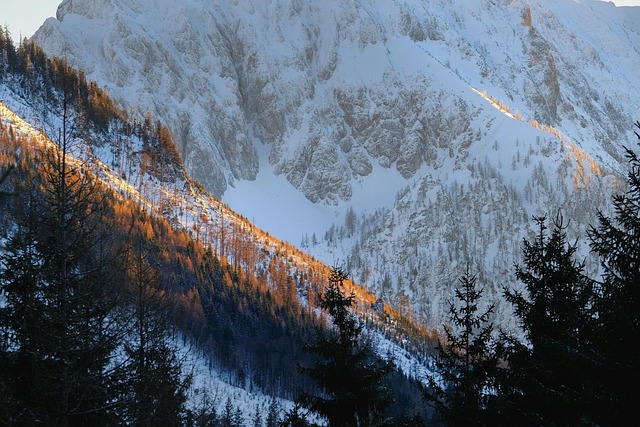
[[424, 271, 499, 427], [298, 268, 393, 427], [0, 55, 122, 425], [120, 239, 190, 426], [496, 214, 594, 426], [280, 403, 311, 427], [0, 144, 125, 424], [266, 397, 282, 427], [588, 123, 640, 426]]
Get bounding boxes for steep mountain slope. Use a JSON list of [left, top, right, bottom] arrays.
[[0, 40, 433, 410], [33, 0, 640, 326]]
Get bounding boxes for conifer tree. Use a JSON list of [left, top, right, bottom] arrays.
[[221, 397, 235, 427], [0, 89, 124, 425], [497, 214, 593, 426], [0, 26, 18, 77], [588, 123, 640, 426], [252, 404, 263, 427], [425, 272, 499, 427], [187, 389, 218, 427], [298, 267, 393, 427], [0, 164, 15, 199], [280, 404, 311, 427], [233, 406, 244, 427], [120, 240, 190, 426], [266, 397, 281, 427]]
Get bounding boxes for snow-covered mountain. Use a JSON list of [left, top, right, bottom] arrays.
[[0, 57, 431, 419], [33, 0, 640, 327]]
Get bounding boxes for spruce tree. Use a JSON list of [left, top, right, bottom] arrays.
[[297, 267, 393, 427], [121, 239, 190, 426], [0, 118, 124, 425], [497, 214, 593, 426], [221, 397, 234, 427], [188, 389, 218, 427], [233, 406, 244, 427], [588, 123, 640, 426], [425, 272, 499, 427], [266, 397, 281, 427], [252, 404, 263, 427], [280, 404, 311, 427]]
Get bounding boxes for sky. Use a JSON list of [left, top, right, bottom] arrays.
[[2, 0, 60, 42], [2, 0, 640, 43]]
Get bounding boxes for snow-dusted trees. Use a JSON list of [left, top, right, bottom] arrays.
[[345, 206, 357, 237], [0, 147, 190, 426], [421, 125, 640, 426]]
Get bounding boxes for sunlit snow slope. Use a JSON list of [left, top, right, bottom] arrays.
[[33, 0, 640, 327]]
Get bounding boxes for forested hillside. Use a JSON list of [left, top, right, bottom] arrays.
[[33, 0, 638, 331], [0, 30, 434, 425]]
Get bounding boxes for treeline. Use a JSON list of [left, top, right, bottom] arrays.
[[0, 27, 183, 184], [423, 124, 640, 426], [0, 26, 116, 132]]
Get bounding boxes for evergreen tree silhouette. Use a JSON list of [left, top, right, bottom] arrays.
[[425, 271, 499, 427], [497, 214, 593, 426], [588, 122, 640, 426], [298, 267, 393, 427]]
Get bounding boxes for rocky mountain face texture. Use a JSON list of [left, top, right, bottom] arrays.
[[35, 0, 640, 328]]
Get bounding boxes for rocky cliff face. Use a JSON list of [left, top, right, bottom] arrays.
[[34, 0, 640, 327], [38, 0, 640, 200]]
